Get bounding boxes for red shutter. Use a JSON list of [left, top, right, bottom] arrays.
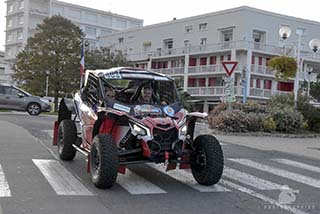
[[264, 80, 272, 89], [251, 55, 255, 64], [259, 57, 263, 65], [250, 79, 253, 87], [200, 57, 207, 65], [164, 61, 168, 68], [151, 62, 156, 69], [199, 78, 206, 87], [189, 57, 196, 66], [210, 56, 216, 64], [171, 60, 176, 68], [256, 79, 261, 88], [188, 78, 195, 87], [220, 55, 224, 62], [227, 55, 231, 61], [209, 78, 215, 86]]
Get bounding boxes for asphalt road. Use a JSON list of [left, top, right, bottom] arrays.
[[0, 112, 319, 214]]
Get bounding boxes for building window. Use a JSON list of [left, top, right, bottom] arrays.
[[6, 48, 12, 57], [296, 28, 305, 36], [85, 26, 96, 38], [199, 23, 207, 31], [7, 19, 12, 28], [143, 41, 151, 52], [164, 39, 173, 49], [8, 3, 13, 13], [18, 1, 24, 10], [17, 30, 23, 40], [221, 29, 233, 42], [0, 68, 4, 74], [118, 37, 124, 44], [185, 25, 193, 33], [18, 15, 24, 25], [252, 30, 265, 43], [7, 32, 12, 42], [200, 38, 207, 45]]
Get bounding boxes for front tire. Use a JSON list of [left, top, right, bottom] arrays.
[[90, 134, 118, 189], [27, 103, 41, 116], [57, 120, 77, 160], [190, 135, 224, 186]]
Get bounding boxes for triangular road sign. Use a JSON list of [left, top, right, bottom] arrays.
[[222, 61, 238, 77]]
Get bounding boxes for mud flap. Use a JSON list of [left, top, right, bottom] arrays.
[[52, 121, 59, 146], [118, 166, 126, 174]]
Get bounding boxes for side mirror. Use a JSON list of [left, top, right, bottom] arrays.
[[18, 93, 24, 98]]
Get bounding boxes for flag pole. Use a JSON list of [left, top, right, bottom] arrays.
[[80, 41, 85, 89]]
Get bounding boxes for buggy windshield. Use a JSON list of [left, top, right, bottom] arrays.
[[103, 78, 179, 106]]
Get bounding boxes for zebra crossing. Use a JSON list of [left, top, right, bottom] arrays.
[[0, 157, 319, 198], [0, 156, 319, 213]]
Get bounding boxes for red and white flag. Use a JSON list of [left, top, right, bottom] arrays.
[[80, 44, 85, 76]]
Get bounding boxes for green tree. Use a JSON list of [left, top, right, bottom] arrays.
[[310, 74, 320, 101], [85, 47, 128, 70], [269, 56, 297, 80], [12, 15, 85, 111]]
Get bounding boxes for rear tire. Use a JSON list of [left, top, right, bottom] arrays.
[[90, 134, 118, 189], [57, 120, 77, 160], [27, 102, 41, 116], [190, 135, 224, 185]]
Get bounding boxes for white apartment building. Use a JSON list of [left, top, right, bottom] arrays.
[[4, 0, 143, 83], [0, 51, 8, 83], [100, 6, 320, 112]]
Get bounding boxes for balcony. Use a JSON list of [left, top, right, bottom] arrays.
[[152, 67, 184, 76], [125, 40, 320, 62], [249, 88, 272, 98], [187, 86, 243, 96], [251, 65, 274, 76]]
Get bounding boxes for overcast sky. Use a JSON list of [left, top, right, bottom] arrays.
[[1, 0, 320, 51]]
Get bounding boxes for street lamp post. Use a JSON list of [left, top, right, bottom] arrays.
[[45, 71, 49, 97], [306, 66, 313, 97], [278, 27, 319, 105]]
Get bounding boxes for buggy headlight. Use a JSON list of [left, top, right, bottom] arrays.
[[133, 124, 149, 136], [180, 124, 188, 135]]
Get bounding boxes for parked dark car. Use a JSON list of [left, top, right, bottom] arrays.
[[0, 83, 51, 115]]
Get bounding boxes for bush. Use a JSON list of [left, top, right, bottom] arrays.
[[269, 56, 297, 80], [262, 116, 276, 132], [269, 107, 304, 132], [267, 94, 294, 110], [209, 110, 262, 132]]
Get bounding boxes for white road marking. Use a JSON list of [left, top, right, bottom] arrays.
[[148, 163, 231, 192], [229, 159, 320, 189], [221, 180, 310, 214], [224, 167, 289, 190], [32, 159, 93, 196], [43, 130, 53, 138], [272, 159, 320, 174], [0, 164, 11, 197], [117, 169, 166, 195]]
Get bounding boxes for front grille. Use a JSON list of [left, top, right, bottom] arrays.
[[153, 128, 178, 151]]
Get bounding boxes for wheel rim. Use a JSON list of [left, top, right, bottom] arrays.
[[28, 104, 40, 115], [91, 145, 101, 180], [58, 128, 64, 154]]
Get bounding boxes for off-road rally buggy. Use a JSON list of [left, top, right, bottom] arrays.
[[53, 67, 224, 189]]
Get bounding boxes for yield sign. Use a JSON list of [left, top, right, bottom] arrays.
[[222, 61, 238, 77]]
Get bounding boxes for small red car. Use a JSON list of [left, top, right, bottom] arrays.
[[53, 67, 224, 189]]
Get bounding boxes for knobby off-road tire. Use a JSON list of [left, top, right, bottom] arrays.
[[190, 134, 224, 185], [57, 120, 77, 160], [90, 134, 118, 189]]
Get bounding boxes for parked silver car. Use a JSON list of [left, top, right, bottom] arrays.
[[0, 84, 51, 115]]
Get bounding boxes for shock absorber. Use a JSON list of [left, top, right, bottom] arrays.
[[119, 130, 135, 149]]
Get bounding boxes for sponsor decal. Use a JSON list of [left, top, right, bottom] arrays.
[[163, 106, 175, 117], [114, 103, 131, 113]]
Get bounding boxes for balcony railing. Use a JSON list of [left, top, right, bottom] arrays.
[[152, 67, 184, 75], [187, 86, 243, 96], [251, 65, 274, 76], [250, 88, 272, 98], [125, 40, 320, 62]]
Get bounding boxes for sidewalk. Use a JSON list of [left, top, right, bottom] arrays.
[[196, 123, 320, 161]]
